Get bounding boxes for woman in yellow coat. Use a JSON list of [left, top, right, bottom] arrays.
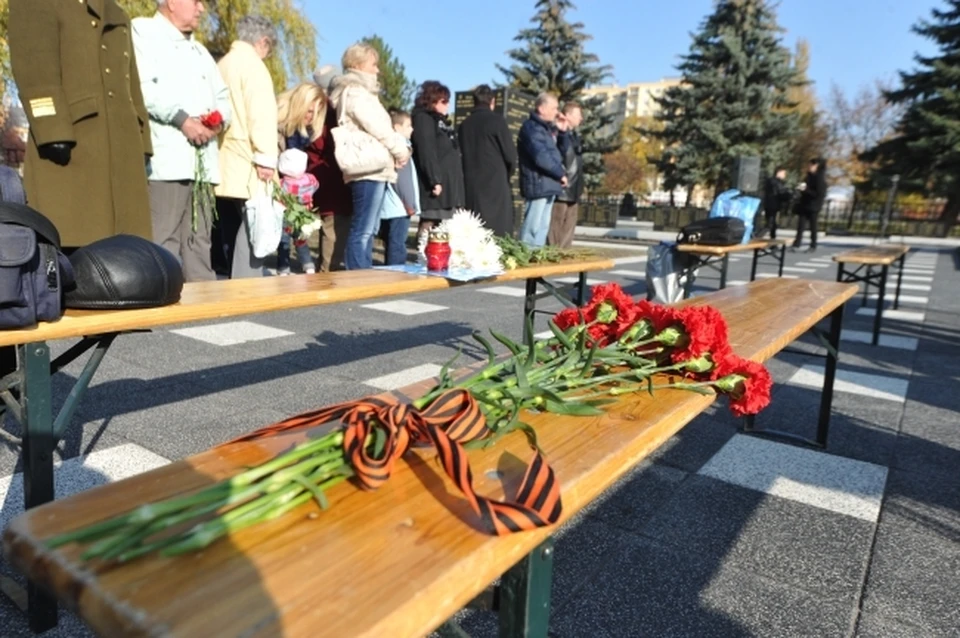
[[9, 0, 153, 249], [214, 16, 279, 279]]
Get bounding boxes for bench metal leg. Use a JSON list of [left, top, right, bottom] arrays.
[[816, 304, 843, 447], [18, 342, 59, 633], [575, 271, 587, 306], [893, 254, 905, 310], [873, 265, 888, 346], [778, 244, 786, 277], [750, 249, 760, 282], [498, 538, 555, 638], [719, 254, 730, 289], [522, 278, 538, 348]]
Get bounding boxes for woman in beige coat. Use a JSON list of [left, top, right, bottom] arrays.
[[328, 43, 410, 270], [214, 16, 278, 278]]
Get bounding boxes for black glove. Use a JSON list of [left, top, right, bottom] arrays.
[[38, 142, 74, 166]]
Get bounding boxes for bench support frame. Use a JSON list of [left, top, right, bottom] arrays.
[[678, 242, 785, 299], [835, 253, 905, 345], [522, 273, 588, 346], [743, 303, 843, 448], [436, 537, 556, 638]]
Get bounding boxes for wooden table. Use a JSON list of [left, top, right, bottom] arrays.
[[674, 239, 787, 298], [833, 244, 909, 345], [0, 259, 613, 633], [3, 279, 858, 638]]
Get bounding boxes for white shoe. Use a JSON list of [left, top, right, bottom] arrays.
[[304, 265, 316, 275], [277, 268, 291, 276]]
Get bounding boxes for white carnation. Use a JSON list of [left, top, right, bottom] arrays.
[[419, 210, 504, 273]]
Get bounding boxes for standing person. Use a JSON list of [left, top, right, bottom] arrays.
[[547, 101, 584, 248], [309, 67, 354, 272], [276, 83, 326, 274], [379, 110, 420, 265], [9, 0, 153, 249], [518, 93, 566, 247], [758, 166, 791, 239], [411, 81, 465, 238], [215, 15, 278, 279], [791, 157, 827, 253], [457, 84, 517, 237], [328, 43, 410, 270], [133, 0, 232, 281]]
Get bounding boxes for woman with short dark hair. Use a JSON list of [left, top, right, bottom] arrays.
[[411, 81, 465, 236]]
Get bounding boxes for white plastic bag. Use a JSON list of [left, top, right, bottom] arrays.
[[645, 243, 695, 303], [244, 179, 284, 259]]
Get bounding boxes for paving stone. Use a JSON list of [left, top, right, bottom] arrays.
[[580, 461, 689, 533], [551, 535, 855, 638], [638, 476, 875, 601], [894, 403, 960, 480]]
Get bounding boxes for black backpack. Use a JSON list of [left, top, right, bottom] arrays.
[[677, 217, 746, 246], [0, 202, 74, 329]]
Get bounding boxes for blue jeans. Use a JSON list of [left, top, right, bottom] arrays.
[[379, 216, 411, 265], [276, 232, 313, 272], [346, 180, 388, 270], [519, 196, 556, 246]]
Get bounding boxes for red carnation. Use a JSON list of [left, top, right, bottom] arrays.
[[669, 306, 718, 363], [201, 110, 224, 128], [713, 356, 773, 416], [634, 299, 678, 334]]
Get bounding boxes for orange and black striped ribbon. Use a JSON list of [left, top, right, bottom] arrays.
[[223, 390, 562, 536]]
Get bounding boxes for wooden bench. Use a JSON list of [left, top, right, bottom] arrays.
[[674, 239, 787, 298], [833, 244, 910, 345], [0, 259, 613, 632], [2, 279, 858, 637]]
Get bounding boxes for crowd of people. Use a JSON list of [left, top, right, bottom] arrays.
[[5, 0, 586, 282]]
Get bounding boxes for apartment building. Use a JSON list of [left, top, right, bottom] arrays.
[[583, 78, 682, 134]]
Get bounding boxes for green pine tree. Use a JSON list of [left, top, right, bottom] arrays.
[[650, 0, 800, 196], [361, 34, 415, 111], [498, 0, 618, 191], [866, 1, 960, 230]]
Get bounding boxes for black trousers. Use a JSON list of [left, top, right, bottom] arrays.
[[793, 212, 818, 248], [210, 198, 244, 277]]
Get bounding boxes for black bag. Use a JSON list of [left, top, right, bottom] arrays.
[[0, 202, 75, 329], [677, 217, 746, 246]]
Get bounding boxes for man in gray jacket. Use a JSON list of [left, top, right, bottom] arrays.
[[547, 101, 584, 248]]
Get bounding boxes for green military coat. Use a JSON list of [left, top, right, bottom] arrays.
[[9, 0, 153, 247]]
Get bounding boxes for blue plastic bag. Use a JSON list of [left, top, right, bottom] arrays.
[[709, 189, 762, 244]]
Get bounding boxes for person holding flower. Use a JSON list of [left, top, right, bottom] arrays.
[[132, 0, 232, 282], [214, 15, 280, 279], [276, 148, 319, 274]]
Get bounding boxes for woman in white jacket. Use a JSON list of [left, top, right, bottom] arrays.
[[214, 16, 278, 278], [328, 43, 410, 270]]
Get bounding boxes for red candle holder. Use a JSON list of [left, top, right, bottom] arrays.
[[425, 231, 451, 271]]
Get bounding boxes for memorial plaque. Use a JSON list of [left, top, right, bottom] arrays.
[[454, 88, 537, 231]]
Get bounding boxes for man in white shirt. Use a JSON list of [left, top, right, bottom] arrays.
[[132, 0, 232, 281]]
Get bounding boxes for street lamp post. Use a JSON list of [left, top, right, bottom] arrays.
[[880, 174, 901, 240]]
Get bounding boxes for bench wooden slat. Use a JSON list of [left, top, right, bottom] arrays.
[[0, 260, 614, 347], [674, 238, 785, 255], [2, 278, 857, 638], [832, 244, 909, 266]]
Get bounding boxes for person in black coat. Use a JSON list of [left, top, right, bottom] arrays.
[[791, 157, 827, 252], [757, 166, 791, 239], [411, 80, 465, 237], [457, 84, 518, 237]]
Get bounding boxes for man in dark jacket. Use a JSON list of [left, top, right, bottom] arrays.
[[457, 85, 518, 237], [518, 93, 566, 246], [547, 101, 584, 247], [757, 166, 791, 239]]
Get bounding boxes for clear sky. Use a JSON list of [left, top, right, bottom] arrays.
[[305, 0, 943, 103]]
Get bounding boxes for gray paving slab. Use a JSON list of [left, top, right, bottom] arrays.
[[577, 461, 689, 533], [894, 403, 960, 481], [551, 535, 856, 638], [646, 414, 739, 473], [861, 476, 960, 636], [638, 475, 876, 602]]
